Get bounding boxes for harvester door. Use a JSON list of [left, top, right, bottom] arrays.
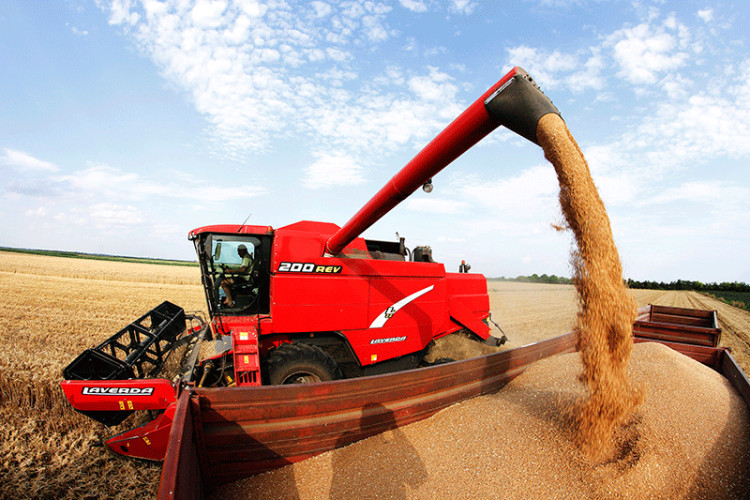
[[206, 235, 272, 315]]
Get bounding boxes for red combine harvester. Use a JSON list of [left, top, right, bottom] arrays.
[[184, 217, 499, 387], [60, 68, 750, 498]]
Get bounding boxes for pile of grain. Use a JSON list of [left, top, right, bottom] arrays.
[[214, 342, 750, 499], [537, 113, 643, 457], [423, 331, 507, 363]]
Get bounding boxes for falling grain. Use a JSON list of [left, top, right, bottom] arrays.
[[536, 113, 643, 458]]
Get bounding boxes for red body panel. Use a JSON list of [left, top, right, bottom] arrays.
[[343, 275, 446, 364], [271, 273, 370, 332], [232, 326, 262, 386], [106, 402, 178, 461], [445, 272, 491, 338]]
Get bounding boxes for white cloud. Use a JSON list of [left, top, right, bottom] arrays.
[[61, 163, 138, 197], [400, 0, 427, 13], [310, 2, 332, 18], [506, 12, 704, 93], [50, 202, 145, 230], [407, 67, 457, 101], [56, 163, 266, 201], [24, 207, 48, 217], [452, 165, 562, 239], [436, 235, 466, 243], [2, 155, 266, 212], [458, 165, 559, 215], [601, 62, 750, 182], [99, 0, 469, 162], [69, 25, 89, 36], [85, 202, 146, 228], [405, 197, 466, 214], [573, 62, 750, 213], [635, 179, 750, 219], [105, 0, 140, 26], [303, 153, 366, 189], [697, 8, 713, 23], [505, 45, 604, 93], [190, 0, 228, 28], [1, 153, 270, 257], [659, 73, 692, 99], [449, 0, 476, 15], [649, 181, 711, 203], [1, 148, 59, 172], [605, 16, 692, 85], [301, 67, 464, 154]]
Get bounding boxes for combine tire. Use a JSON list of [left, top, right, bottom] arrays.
[[266, 343, 343, 385]]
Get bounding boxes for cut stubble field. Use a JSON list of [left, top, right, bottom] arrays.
[[2, 251, 750, 498]]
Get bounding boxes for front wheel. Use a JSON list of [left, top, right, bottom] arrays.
[[265, 343, 342, 385]]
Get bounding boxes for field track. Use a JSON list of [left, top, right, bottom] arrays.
[[1, 251, 749, 498]]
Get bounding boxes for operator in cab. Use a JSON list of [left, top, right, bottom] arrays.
[[220, 244, 255, 308]]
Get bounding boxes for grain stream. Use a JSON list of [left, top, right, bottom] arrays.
[[536, 113, 643, 459]]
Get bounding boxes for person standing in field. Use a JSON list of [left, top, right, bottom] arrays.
[[220, 244, 255, 308]]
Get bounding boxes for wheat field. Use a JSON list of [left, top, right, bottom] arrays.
[[0, 251, 206, 499], [1, 251, 749, 498]]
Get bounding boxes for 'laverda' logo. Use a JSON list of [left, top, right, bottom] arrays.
[[370, 336, 407, 344], [82, 387, 155, 396]]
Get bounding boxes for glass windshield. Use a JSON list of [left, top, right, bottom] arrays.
[[211, 237, 259, 267]]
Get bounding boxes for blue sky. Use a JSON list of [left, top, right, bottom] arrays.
[[1, 0, 749, 282]]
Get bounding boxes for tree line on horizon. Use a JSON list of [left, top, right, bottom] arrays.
[[625, 279, 750, 293], [493, 274, 573, 285]]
